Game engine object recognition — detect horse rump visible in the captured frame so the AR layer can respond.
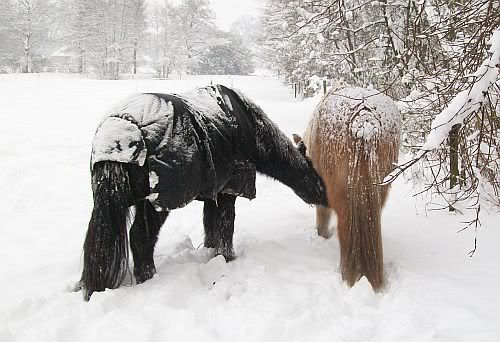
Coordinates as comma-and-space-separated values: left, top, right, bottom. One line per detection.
304, 86, 401, 290
80, 161, 137, 301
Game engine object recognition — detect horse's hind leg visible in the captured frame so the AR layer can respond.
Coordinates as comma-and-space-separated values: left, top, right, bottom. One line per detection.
316, 206, 333, 238
203, 193, 237, 261
130, 200, 169, 284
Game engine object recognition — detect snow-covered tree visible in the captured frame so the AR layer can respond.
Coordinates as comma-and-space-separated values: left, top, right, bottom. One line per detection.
147, 1, 184, 78
191, 31, 254, 75
0, 0, 56, 72
262, 0, 499, 228
173, 0, 221, 73
60, 0, 148, 78
230, 15, 259, 48
129, 0, 148, 74
146, 0, 237, 77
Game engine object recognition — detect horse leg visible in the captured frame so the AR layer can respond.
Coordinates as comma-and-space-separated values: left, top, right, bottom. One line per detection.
130, 200, 169, 284
316, 206, 333, 238
203, 193, 237, 261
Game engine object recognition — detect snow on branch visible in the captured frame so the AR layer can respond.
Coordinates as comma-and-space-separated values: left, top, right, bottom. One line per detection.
384, 27, 500, 184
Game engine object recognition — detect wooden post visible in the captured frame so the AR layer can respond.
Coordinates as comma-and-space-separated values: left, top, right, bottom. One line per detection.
294, 83, 297, 98
323, 80, 327, 95
449, 124, 460, 211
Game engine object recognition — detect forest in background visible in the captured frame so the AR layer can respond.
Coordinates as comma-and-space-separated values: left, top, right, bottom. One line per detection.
0, 0, 257, 78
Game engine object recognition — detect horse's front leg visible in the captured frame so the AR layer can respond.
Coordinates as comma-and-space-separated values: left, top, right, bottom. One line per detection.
203, 193, 237, 261
130, 200, 169, 284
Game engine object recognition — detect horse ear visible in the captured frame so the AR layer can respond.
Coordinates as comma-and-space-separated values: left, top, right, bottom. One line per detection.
292, 134, 307, 157
292, 134, 303, 144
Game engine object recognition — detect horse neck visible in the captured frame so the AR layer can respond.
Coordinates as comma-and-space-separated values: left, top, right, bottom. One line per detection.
253, 115, 309, 181
222, 87, 325, 206
250, 108, 326, 205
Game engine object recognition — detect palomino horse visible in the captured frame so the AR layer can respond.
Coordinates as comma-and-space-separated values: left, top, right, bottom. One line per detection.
295, 86, 401, 290
80, 85, 328, 300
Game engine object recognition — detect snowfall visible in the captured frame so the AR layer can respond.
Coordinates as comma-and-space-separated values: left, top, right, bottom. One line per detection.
0, 73, 499, 342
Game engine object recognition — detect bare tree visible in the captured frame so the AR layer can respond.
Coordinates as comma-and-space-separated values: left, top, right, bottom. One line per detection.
0, 0, 54, 72
130, 0, 147, 75
64, 0, 149, 79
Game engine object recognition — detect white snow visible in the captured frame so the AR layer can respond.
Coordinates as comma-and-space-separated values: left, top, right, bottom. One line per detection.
310, 86, 401, 147
179, 86, 229, 122
92, 92, 174, 167
92, 116, 147, 166
149, 171, 159, 189
0, 73, 499, 341
222, 93, 234, 111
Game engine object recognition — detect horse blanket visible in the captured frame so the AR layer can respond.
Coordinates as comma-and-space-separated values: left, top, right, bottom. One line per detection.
91, 85, 257, 211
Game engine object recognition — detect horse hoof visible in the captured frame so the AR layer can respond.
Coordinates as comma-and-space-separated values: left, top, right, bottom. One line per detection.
134, 264, 156, 284
222, 254, 236, 262
319, 231, 333, 239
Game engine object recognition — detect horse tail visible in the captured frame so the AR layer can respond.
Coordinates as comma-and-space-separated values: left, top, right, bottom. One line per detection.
339, 139, 385, 290
81, 161, 134, 301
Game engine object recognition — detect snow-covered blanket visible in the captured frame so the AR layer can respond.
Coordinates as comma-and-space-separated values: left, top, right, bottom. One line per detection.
91, 85, 256, 211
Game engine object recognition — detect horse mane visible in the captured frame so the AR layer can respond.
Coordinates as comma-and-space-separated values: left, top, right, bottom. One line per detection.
221, 85, 328, 207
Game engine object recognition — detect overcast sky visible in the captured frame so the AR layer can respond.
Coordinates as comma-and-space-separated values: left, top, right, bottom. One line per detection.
150, 0, 263, 31
209, 0, 263, 30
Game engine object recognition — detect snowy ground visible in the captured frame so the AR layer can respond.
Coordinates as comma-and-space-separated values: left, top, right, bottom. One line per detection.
0, 74, 499, 341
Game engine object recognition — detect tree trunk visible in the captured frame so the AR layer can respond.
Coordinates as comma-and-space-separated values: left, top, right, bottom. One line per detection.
133, 40, 138, 75
78, 50, 84, 73
22, 48, 30, 73
449, 124, 461, 211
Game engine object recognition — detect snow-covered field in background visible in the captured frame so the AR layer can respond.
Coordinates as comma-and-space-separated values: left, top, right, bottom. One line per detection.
0, 74, 498, 342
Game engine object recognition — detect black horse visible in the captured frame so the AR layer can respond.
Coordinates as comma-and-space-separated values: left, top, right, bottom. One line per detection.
80, 85, 327, 300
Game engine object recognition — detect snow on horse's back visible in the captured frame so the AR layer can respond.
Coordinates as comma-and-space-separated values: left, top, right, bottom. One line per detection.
302, 85, 401, 290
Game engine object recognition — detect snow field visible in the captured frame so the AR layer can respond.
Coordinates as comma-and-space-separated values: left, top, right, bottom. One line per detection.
0, 74, 499, 341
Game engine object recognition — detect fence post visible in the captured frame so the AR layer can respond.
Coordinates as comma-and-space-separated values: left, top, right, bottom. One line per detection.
323, 80, 327, 95
294, 83, 297, 98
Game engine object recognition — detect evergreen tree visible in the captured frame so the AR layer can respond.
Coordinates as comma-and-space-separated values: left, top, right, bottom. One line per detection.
191, 32, 254, 75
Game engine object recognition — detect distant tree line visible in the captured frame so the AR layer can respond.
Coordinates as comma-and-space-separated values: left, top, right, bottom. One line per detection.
0, 0, 256, 78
